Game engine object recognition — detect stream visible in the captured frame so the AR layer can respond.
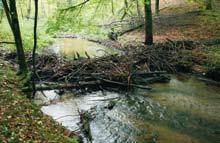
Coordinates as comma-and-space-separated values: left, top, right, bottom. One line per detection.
35, 76, 220, 143
36, 38, 220, 143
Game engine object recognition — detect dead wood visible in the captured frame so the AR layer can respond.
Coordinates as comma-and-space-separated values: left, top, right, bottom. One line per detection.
4, 39, 203, 92
22, 81, 101, 92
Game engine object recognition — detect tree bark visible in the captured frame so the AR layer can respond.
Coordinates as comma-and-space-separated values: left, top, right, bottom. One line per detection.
144, 0, 153, 45
0, 1, 3, 22
27, 0, 31, 19
2, 0, 12, 28
41, 0, 47, 17
136, 0, 141, 18
155, 0, 160, 15
31, 0, 38, 98
18, 0, 24, 18
206, 0, 213, 10
2, 0, 27, 73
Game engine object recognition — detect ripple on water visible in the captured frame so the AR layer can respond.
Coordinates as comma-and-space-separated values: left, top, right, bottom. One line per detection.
36, 76, 220, 143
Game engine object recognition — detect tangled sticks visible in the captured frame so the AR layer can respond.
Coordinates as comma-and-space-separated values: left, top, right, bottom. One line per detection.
25, 40, 200, 92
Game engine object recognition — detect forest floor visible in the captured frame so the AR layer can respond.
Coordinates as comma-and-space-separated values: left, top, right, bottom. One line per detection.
120, 1, 220, 74
0, 58, 78, 142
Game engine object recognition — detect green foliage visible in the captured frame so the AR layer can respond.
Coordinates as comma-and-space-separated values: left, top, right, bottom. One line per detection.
0, 18, 54, 52
47, 0, 143, 38
202, 45, 220, 68
187, 0, 206, 9
0, 0, 55, 52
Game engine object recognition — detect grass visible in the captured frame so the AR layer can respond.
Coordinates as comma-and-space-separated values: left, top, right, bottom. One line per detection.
0, 18, 54, 52
202, 44, 220, 68
0, 59, 78, 143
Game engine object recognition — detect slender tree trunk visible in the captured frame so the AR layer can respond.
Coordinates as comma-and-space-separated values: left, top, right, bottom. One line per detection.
0, 9, 3, 22
0, 1, 3, 22
27, 0, 31, 20
155, 0, 160, 15
2, 0, 12, 28
136, 0, 141, 18
121, 0, 129, 20
31, 0, 38, 98
206, 0, 213, 10
144, 0, 153, 45
111, 0, 115, 15
18, 0, 24, 18
41, 0, 46, 17
2, 0, 27, 73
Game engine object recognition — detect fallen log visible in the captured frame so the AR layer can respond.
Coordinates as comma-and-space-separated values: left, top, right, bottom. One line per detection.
108, 24, 144, 40
99, 78, 152, 90
22, 81, 101, 92
0, 41, 15, 45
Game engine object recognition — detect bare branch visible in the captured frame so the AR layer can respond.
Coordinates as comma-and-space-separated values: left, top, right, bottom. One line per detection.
60, 0, 90, 12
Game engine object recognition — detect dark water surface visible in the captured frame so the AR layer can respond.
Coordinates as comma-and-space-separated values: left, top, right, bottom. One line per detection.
35, 76, 220, 143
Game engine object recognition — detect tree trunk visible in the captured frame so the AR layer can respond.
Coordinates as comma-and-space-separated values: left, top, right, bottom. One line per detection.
206, 0, 213, 10
18, 0, 24, 18
0, 9, 3, 22
0, 1, 3, 22
111, 0, 115, 15
144, 0, 153, 45
136, 0, 141, 19
121, 0, 129, 20
2, 0, 12, 28
155, 0, 160, 15
27, 0, 31, 19
2, 0, 27, 73
31, 0, 38, 98
41, 0, 47, 17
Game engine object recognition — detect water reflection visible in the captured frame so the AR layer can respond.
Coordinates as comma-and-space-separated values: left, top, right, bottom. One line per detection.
36, 76, 220, 143
47, 38, 119, 59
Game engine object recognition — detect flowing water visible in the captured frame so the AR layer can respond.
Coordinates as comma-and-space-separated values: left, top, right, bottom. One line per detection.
46, 38, 119, 59
35, 76, 220, 143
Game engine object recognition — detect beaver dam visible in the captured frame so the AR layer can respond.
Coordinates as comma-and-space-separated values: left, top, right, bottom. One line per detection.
3, 38, 219, 143
14, 38, 203, 92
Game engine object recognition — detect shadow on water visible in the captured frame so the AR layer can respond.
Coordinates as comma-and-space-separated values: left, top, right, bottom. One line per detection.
35, 75, 220, 143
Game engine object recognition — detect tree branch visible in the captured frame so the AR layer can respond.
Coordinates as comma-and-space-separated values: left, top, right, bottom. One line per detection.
60, 0, 90, 12
0, 41, 15, 44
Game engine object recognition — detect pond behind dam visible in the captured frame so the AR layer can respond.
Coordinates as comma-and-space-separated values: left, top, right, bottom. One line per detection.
46, 38, 119, 59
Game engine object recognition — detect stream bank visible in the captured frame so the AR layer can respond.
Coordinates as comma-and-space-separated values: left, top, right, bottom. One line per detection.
0, 59, 79, 143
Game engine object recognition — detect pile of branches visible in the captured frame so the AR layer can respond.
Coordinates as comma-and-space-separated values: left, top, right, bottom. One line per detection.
3, 39, 200, 91
24, 40, 199, 91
